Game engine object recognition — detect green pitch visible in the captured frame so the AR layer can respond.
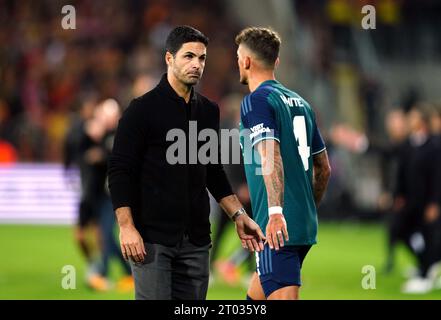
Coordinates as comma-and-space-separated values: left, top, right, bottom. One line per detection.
0, 222, 439, 299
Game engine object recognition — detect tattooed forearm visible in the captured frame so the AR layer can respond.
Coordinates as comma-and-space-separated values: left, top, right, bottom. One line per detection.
313, 168, 328, 204
312, 150, 331, 206
257, 140, 284, 208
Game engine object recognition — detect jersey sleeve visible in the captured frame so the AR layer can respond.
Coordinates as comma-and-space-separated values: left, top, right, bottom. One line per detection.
311, 122, 326, 155
241, 90, 280, 148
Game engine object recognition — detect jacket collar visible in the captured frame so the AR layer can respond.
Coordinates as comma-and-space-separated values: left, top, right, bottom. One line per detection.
157, 73, 197, 103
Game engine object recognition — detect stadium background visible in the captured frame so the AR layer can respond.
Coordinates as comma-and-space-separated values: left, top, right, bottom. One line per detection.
0, 0, 440, 299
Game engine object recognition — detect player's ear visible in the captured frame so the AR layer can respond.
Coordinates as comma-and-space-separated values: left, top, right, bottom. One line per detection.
245, 56, 251, 70
275, 57, 280, 68
165, 51, 174, 67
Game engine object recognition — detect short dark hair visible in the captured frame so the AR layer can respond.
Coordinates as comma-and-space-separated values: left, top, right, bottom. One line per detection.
235, 27, 281, 67
165, 26, 209, 55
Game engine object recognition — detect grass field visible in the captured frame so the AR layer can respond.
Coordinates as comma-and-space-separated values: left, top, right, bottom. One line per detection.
0, 222, 440, 300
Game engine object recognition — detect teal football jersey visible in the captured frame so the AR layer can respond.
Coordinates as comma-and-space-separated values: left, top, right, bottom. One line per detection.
239, 80, 326, 245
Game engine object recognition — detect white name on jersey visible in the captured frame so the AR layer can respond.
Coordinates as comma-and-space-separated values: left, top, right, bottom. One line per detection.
280, 95, 304, 107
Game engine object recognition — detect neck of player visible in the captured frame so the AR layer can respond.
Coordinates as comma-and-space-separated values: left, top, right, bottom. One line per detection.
248, 70, 276, 93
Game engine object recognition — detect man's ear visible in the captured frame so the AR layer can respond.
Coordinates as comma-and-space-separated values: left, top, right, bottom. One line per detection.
165, 51, 173, 67
275, 57, 280, 68
245, 56, 251, 70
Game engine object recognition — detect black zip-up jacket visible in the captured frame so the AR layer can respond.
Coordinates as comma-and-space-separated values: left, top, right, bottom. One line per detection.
395, 135, 441, 216
108, 74, 233, 246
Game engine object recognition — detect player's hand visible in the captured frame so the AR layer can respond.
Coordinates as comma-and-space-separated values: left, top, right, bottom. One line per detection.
119, 224, 146, 263
234, 214, 265, 253
266, 213, 288, 251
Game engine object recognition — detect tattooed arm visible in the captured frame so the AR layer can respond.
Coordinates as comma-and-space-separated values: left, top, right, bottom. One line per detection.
312, 150, 331, 206
256, 139, 288, 250
257, 139, 284, 208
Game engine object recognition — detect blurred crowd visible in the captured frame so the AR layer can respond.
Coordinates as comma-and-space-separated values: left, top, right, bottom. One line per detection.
0, 0, 242, 163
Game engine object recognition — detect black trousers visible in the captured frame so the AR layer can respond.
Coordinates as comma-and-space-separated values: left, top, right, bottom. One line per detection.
420, 218, 441, 277
130, 234, 210, 300
387, 207, 441, 277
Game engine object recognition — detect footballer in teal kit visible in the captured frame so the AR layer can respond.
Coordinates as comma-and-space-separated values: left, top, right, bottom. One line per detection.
240, 80, 326, 246
235, 27, 331, 300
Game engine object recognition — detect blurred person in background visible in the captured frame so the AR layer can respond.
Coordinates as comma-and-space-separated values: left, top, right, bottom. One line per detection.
63, 96, 102, 288
426, 103, 441, 287
78, 99, 133, 292
393, 105, 441, 293
63, 95, 96, 183
379, 108, 409, 273
95, 99, 134, 292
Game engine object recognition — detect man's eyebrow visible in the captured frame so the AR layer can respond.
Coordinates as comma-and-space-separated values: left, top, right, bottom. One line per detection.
183, 51, 206, 57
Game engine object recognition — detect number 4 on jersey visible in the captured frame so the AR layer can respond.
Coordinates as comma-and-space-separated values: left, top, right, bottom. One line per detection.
293, 116, 310, 171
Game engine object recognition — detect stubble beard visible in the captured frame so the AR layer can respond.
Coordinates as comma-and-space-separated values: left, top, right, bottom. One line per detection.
174, 66, 201, 87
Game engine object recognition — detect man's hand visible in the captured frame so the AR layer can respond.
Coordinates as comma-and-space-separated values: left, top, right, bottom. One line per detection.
234, 214, 265, 253
217, 195, 265, 252
119, 225, 146, 263
266, 213, 288, 250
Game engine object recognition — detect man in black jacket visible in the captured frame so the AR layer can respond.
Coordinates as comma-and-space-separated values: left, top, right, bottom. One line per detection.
108, 26, 265, 300
394, 106, 441, 293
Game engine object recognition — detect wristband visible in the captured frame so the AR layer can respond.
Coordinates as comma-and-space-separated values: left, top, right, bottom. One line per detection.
268, 206, 283, 216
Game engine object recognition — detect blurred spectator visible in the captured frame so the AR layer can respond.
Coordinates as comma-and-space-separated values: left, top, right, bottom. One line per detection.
379, 108, 409, 273
63, 94, 96, 172
63, 96, 103, 289
391, 105, 441, 293
95, 99, 134, 292
78, 99, 133, 291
